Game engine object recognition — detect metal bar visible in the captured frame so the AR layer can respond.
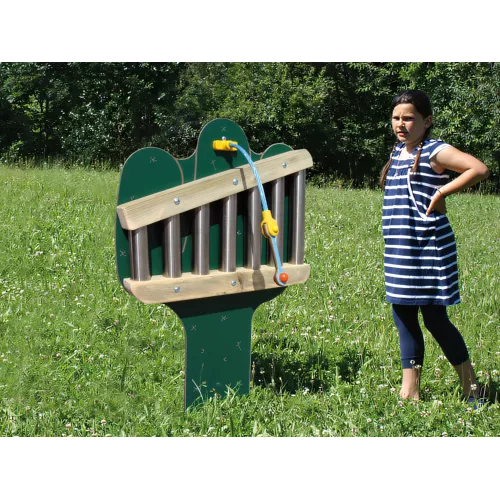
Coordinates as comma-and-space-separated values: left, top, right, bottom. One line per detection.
246, 187, 262, 270
221, 195, 237, 272
290, 170, 306, 265
193, 204, 210, 275
267, 177, 285, 265
163, 215, 181, 278
129, 227, 151, 281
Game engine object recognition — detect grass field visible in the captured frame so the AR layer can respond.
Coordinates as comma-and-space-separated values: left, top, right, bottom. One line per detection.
0, 165, 498, 437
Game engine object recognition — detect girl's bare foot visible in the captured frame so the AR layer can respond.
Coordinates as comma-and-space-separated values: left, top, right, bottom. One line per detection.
399, 388, 421, 400
400, 366, 421, 400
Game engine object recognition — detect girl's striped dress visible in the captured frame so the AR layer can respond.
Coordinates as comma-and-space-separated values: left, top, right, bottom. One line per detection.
383, 139, 460, 306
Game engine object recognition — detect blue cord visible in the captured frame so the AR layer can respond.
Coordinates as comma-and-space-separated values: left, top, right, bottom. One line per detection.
229, 142, 286, 286
229, 143, 269, 212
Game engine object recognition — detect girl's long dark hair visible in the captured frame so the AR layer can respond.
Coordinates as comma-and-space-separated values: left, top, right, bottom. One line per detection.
380, 90, 433, 189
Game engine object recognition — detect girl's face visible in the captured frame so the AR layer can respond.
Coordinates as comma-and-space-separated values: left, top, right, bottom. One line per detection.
392, 103, 432, 147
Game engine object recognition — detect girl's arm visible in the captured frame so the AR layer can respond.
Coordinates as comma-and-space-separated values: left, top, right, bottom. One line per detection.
426, 146, 490, 216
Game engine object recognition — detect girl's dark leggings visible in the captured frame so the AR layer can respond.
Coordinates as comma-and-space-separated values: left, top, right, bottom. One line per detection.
392, 304, 469, 369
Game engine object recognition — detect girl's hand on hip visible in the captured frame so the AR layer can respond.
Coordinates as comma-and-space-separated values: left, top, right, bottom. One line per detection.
426, 192, 447, 216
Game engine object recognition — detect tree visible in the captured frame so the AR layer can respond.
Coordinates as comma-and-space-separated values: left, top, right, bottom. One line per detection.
0, 62, 497, 190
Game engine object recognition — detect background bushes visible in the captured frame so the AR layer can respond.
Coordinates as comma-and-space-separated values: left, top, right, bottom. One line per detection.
1, 62, 498, 190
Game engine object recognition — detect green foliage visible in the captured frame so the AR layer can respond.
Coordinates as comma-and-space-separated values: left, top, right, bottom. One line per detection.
0, 62, 185, 164
396, 62, 500, 191
0, 63, 498, 189
0, 166, 498, 436
0, 63, 68, 157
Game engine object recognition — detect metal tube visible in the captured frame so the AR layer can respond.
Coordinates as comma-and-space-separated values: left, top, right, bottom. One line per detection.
267, 177, 285, 265
221, 195, 237, 272
129, 227, 151, 281
163, 215, 181, 278
246, 187, 262, 269
193, 204, 210, 275
290, 170, 306, 265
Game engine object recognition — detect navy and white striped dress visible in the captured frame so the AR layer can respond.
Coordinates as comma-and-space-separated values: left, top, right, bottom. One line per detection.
383, 139, 460, 306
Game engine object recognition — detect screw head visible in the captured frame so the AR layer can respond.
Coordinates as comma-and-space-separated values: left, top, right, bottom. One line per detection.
282, 162, 287, 168
233, 178, 238, 186
174, 198, 180, 205
231, 280, 237, 286
174, 286, 180, 293
222, 136, 227, 140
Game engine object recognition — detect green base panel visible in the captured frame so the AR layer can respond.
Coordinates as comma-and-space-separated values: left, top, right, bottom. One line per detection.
171, 290, 281, 409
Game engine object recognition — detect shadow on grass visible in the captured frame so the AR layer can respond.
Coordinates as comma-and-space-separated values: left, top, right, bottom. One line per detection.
251, 345, 372, 394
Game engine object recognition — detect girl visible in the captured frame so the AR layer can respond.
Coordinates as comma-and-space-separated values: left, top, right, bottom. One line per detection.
380, 90, 489, 405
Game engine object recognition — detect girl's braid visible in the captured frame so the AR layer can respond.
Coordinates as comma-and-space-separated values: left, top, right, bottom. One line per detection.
411, 141, 424, 174
380, 142, 398, 189
411, 126, 431, 174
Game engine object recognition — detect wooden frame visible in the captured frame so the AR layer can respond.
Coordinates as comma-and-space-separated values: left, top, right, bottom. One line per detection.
117, 149, 312, 231
123, 263, 310, 304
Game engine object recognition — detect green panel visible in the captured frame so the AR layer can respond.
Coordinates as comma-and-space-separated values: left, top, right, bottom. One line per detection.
178, 153, 196, 184
209, 200, 222, 270
170, 290, 283, 409
114, 121, 302, 410
195, 119, 250, 178
250, 150, 262, 162
180, 211, 194, 274
235, 195, 245, 268
115, 147, 184, 284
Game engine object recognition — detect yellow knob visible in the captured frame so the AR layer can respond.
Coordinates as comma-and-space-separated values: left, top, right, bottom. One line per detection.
261, 210, 279, 237
212, 140, 237, 151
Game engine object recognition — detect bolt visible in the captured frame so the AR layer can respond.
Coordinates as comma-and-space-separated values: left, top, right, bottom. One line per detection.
174, 287, 180, 293
231, 280, 237, 286
174, 198, 180, 205
282, 162, 287, 168
233, 178, 238, 186
222, 136, 226, 140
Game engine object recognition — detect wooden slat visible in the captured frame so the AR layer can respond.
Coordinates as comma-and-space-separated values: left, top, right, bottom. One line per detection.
117, 149, 312, 231
123, 263, 310, 304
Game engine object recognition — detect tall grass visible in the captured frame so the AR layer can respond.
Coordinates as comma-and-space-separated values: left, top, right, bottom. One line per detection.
0, 165, 498, 436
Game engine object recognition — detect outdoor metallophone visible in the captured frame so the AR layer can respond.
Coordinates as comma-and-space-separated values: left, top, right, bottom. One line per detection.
115, 119, 312, 408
